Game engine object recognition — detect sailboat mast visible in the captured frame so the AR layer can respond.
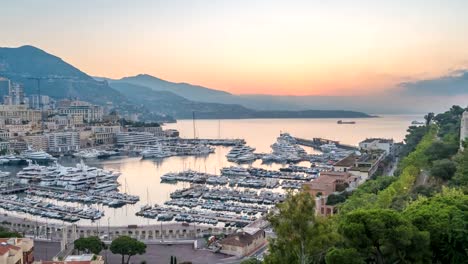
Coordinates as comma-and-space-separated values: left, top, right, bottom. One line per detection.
192, 111, 197, 139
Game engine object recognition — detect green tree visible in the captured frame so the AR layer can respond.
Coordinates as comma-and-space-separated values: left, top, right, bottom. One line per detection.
240, 258, 262, 264
424, 112, 435, 126
404, 188, 468, 264
110, 236, 146, 264
325, 248, 365, 264
0, 227, 22, 238
400, 125, 427, 157
74, 236, 105, 255
339, 209, 431, 264
452, 149, 468, 189
424, 141, 458, 163
264, 190, 339, 264
430, 159, 457, 181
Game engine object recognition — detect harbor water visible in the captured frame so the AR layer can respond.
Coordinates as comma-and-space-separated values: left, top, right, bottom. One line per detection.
0, 115, 420, 226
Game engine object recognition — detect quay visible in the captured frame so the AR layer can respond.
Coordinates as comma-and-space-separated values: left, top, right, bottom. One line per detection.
294, 137, 358, 150
0, 198, 101, 220
140, 208, 253, 224
29, 185, 138, 204
0, 185, 28, 194
0, 214, 243, 242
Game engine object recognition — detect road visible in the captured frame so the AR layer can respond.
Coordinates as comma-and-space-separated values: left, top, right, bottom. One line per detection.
32, 240, 227, 264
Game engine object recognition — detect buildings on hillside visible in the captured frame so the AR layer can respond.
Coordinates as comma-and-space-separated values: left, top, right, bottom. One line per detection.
57, 101, 103, 123
306, 138, 393, 216
219, 228, 266, 257
0, 238, 34, 264
116, 132, 159, 146
304, 171, 359, 216
359, 138, 394, 154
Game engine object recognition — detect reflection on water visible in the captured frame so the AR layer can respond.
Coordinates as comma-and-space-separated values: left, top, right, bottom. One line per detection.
1, 116, 419, 226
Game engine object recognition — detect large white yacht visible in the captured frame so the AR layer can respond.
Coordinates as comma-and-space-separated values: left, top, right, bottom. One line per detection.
17, 160, 121, 191
226, 145, 256, 162
22, 148, 56, 163
262, 133, 306, 163
320, 143, 339, 153
141, 144, 175, 159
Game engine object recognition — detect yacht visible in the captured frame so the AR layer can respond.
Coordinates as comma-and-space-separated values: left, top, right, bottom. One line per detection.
90, 182, 119, 192
337, 120, 356, 124
411, 120, 425, 125
22, 149, 56, 163
221, 166, 250, 177
236, 153, 256, 163
262, 133, 306, 163
0, 171, 10, 178
141, 144, 175, 159
226, 145, 256, 162
320, 143, 339, 153
74, 149, 100, 159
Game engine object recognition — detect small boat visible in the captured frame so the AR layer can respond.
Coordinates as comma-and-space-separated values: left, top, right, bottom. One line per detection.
337, 120, 356, 124
411, 120, 425, 125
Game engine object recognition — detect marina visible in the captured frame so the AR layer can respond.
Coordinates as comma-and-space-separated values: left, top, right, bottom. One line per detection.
0, 116, 416, 227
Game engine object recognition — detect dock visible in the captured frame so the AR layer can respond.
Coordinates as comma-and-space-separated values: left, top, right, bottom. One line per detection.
29, 185, 139, 204
294, 137, 358, 150
0, 185, 28, 195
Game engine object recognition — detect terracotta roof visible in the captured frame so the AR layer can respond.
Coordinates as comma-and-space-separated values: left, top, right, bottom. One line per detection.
0, 244, 21, 255
220, 229, 264, 247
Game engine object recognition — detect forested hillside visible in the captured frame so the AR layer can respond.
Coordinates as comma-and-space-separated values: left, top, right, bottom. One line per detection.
262, 105, 468, 264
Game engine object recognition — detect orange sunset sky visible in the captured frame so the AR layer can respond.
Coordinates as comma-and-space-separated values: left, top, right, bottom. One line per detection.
2, 0, 468, 95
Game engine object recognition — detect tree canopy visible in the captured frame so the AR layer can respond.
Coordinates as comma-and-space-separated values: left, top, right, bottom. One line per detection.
264, 190, 339, 264
110, 236, 146, 264
0, 227, 22, 238
74, 236, 105, 255
325, 248, 365, 264
430, 159, 457, 181
404, 188, 468, 263
339, 209, 431, 264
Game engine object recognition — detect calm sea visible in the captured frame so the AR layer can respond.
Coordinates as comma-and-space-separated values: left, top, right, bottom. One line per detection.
2, 115, 421, 226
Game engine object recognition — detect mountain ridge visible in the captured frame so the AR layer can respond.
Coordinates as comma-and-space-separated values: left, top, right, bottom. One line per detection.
0, 45, 374, 120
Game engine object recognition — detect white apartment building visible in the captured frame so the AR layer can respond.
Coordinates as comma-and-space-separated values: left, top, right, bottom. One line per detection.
24, 135, 48, 151
116, 132, 157, 145
46, 131, 80, 153
129, 126, 165, 137
359, 138, 394, 155
91, 126, 121, 145
57, 105, 104, 123
461, 111, 468, 150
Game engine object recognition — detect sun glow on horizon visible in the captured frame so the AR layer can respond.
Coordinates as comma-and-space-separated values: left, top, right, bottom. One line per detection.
2, 0, 468, 95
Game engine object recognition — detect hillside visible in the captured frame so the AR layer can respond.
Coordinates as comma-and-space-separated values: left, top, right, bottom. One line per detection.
109, 81, 374, 119
0, 45, 374, 120
117, 74, 233, 103
0, 45, 124, 103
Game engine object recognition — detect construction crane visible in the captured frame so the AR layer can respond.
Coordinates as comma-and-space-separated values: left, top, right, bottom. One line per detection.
27, 76, 72, 131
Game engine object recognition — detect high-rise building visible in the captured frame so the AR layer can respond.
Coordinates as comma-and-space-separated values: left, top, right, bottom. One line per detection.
0, 77, 11, 97
46, 131, 80, 153
29, 94, 51, 109
460, 111, 468, 149
3, 82, 25, 105
9, 83, 25, 105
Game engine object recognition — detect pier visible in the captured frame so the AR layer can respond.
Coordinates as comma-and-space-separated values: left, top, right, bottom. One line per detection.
294, 137, 358, 150
0, 185, 28, 194
28, 185, 139, 205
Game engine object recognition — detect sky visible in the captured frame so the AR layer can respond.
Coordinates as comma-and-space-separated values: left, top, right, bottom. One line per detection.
2, 0, 468, 96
